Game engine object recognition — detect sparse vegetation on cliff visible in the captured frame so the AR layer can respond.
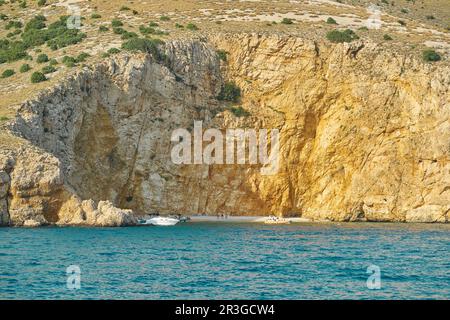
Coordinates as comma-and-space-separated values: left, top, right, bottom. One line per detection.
326, 29, 359, 43
20, 15, 86, 51
108, 48, 121, 55
121, 38, 166, 62
186, 23, 199, 31
422, 49, 441, 62
230, 106, 250, 117
62, 56, 76, 67
111, 19, 123, 27
36, 53, 48, 63
326, 17, 338, 24
218, 82, 241, 103
0, 40, 28, 63
30, 71, 46, 83
217, 50, 228, 61
1, 69, 14, 78
41, 65, 56, 74
281, 18, 294, 25
19, 63, 31, 72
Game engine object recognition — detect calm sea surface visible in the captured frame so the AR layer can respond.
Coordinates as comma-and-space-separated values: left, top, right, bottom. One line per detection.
1, 222, 449, 299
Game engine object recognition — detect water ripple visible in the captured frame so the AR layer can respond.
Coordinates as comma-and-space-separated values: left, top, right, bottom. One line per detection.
0, 222, 449, 299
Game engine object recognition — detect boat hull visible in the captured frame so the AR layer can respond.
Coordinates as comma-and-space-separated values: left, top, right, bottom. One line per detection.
144, 217, 180, 226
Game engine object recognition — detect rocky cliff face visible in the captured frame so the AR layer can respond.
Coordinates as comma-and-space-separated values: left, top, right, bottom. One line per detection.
212, 34, 449, 222
0, 34, 448, 226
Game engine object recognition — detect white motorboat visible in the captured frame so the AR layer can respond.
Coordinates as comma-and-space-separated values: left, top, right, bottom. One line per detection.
140, 216, 180, 226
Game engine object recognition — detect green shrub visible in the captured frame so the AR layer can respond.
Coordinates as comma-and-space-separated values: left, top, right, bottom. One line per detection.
113, 27, 126, 34
175, 23, 184, 29
186, 23, 198, 31
139, 25, 167, 36
62, 55, 76, 67
91, 13, 101, 19
0, 41, 28, 63
24, 15, 46, 32
37, 0, 46, 7
149, 22, 159, 27
107, 47, 120, 54
120, 6, 130, 11
0, 39, 9, 50
19, 63, 31, 72
65, 61, 75, 67
19, 1, 26, 8
62, 56, 73, 63
383, 34, 393, 40
5, 20, 23, 30
111, 19, 123, 27
139, 25, 155, 35
21, 29, 48, 47
45, 25, 87, 50
230, 106, 250, 117
217, 50, 228, 61
121, 38, 165, 62
99, 25, 109, 32
41, 65, 56, 74
0, 14, 7, 21
76, 52, 90, 62
422, 49, 441, 62
49, 58, 58, 65
0, 116, 9, 122
326, 17, 337, 24
281, 18, 293, 25
7, 29, 22, 37
21, 16, 86, 50
160, 16, 170, 21
30, 71, 46, 83
36, 53, 48, 63
121, 31, 138, 40
1, 69, 15, 78
218, 82, 241, 103
326, 29, 359, 43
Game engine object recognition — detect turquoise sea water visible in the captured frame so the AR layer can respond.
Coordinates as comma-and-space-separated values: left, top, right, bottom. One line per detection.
0, 222, 449, 299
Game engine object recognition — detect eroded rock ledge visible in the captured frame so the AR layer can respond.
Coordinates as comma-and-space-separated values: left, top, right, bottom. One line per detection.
0, 34, 449, 226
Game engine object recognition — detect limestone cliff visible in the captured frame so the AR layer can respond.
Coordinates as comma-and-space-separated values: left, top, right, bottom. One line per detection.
0, 34, 448, 226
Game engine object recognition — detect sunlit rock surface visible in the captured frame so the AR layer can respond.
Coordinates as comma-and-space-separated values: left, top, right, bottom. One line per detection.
0, 34, 448, 225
